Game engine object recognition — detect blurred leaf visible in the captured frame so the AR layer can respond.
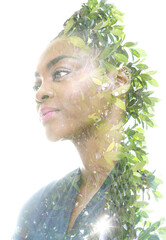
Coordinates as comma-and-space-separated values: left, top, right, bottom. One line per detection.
133, 172, 142, 177
148, 234, 160, 240
130, 48, 141, 58
149, 97, 160, 103
137, 64, 149, 70
124, 42, 138, 47
69, 36, 86, 48
64, 18, 74, 34
134, 133, 145, 141
131, 161, 146, 171
140, 211, 149, 219
150, 221, 160, 231
134, 201, 149, 208
140, 74, 152, 81
90, 3, 100, 13
114, 97, 126, 110
158, 227, 166, 239
138, 227, 151, 240
114, 53, 128, 63
102, 60, 117, 72
99, 46, 115, 59
136, 48, 147, 57
92, 77, 103, 85
148, 79, 159, 87
112, 84, 130, 96
106, 141, 115, 152
153, 191, 163, 199
111, 28, 125, 38
145, 71, 157, 75
93, 19, 109, 30
88, 113, 99, 120
113, 13, 124, 22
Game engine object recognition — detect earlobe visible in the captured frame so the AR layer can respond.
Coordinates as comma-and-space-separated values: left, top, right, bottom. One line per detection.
117, 66, 131, 85
109, 66, 131, 96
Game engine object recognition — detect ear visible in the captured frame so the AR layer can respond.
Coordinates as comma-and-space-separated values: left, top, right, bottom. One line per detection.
107, 66, 131, 97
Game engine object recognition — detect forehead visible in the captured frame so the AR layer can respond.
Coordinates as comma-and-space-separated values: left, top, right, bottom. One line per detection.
37, 37, 92, 70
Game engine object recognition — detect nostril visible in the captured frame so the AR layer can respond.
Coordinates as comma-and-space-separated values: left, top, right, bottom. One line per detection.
41, 95, 49, 100
35, 98, 41, 104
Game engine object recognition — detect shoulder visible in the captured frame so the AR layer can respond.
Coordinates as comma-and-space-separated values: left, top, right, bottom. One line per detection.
12, 168, 81, 239
16, 168, 81, 222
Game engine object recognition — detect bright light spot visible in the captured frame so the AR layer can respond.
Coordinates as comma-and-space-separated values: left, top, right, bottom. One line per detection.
93, 215, 113, 235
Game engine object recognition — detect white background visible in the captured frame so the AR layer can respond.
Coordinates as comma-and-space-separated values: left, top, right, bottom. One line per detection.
0, 0, 166, 239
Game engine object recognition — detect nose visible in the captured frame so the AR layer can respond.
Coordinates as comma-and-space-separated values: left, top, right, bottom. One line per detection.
35, 83, 55, 103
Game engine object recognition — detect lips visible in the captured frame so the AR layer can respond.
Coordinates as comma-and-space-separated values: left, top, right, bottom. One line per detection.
40, 108, 60, 120
40, 107, 60, 117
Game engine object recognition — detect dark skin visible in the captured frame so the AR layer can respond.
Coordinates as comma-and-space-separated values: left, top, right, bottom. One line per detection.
34, 36, 130, 233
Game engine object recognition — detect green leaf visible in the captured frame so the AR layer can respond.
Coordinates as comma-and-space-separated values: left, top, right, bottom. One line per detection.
158, 226, 166, 237
145, 71, 157, 75
92, 77, 103, 85
136, 128, 145, 133
158, 227, 166, 233
148, 79, 159, 87
64, 18, 74, 34
130, 48, 141, 58
124, 42, 138, 47
137, 64, 149, 70
99, 46, 115, 59
111, 28, 125, 38
88, 113, 99, 120
135, 48, 147, 57
138, 227, 151, 240
102, 60, 117, 72
111, 83, 130, 96
106, 141, 115, 152
133, 172, 142, 177
114, 97, 126, 110
99, 41, 121, 59
141, 74, 152, 81
110, 121, 123, 131
134, 133, 145, 141
149, 97, 160, 103
131, 161, 146, 171
114, 53, 128, 63
93, 19, 109, 30
150, 221, 160, 232
69, 36, 86, 48
153, 191, 163, 199
90, 3, 100, 13
134, 201, 149, 208
128, 99, 137, 107
148, 234, 160, 240
140, 211, 149, 219
113, 13, 124, 22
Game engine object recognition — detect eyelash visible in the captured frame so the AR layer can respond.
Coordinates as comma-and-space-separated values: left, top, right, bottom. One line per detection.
52, 69, 70, 81
33, 69, 71, 91
33, 84, 41, 91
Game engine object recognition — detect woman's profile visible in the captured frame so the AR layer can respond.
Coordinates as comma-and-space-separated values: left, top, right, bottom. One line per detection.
12, 0, 161, 239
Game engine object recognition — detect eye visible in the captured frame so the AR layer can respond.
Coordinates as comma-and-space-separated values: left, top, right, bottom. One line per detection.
33, 83, 41, 91
52, 69, 70, 81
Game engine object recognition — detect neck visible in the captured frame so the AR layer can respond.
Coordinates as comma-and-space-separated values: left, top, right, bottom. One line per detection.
71, 108, 123, 188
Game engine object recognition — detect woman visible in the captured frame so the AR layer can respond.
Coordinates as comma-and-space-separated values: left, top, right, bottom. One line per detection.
13, 0, 160, 239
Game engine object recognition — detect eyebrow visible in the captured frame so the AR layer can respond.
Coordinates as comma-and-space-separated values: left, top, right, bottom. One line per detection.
47, 55, 77, 70
34, 55, 78, 77
34, 72, 40, 77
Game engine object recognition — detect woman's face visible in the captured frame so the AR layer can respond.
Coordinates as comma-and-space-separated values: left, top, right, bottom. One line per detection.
34, 37, 112, 141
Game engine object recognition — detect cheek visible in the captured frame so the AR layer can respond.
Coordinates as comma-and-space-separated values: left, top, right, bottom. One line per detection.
68, 80, 100, 113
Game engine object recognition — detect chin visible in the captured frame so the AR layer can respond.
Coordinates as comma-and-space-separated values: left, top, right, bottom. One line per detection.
44, 129, 63, 142
44, 124, 72, 142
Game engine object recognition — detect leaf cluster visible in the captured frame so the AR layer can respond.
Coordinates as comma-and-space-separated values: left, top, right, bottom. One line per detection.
57, 0, 164, 239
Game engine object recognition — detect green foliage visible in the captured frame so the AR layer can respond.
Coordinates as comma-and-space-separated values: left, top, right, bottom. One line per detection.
58, 0, 164, 239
